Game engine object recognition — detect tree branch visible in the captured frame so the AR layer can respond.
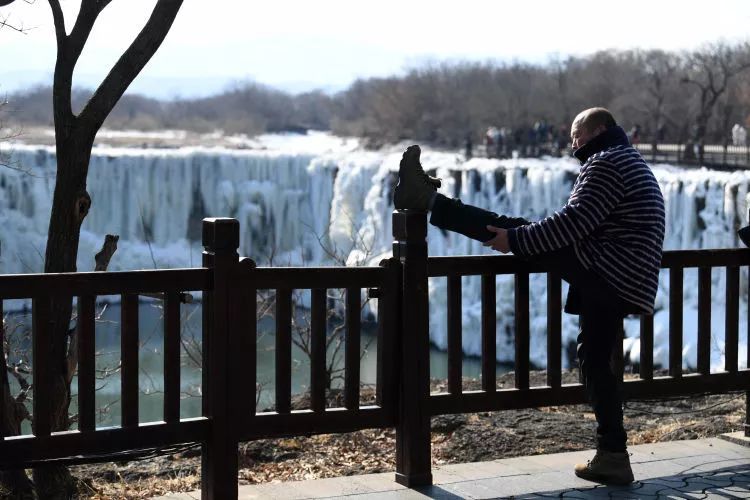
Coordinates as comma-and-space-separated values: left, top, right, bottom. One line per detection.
49, 0, 74, 125
78, 0, 183, 133
67, 0, 104, 61
94, 234, 119, 271
66, 234, 119, 384
47, 0, 66, 47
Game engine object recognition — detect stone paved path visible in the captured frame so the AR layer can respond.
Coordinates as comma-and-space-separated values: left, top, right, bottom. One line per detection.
155, 433, 750, 499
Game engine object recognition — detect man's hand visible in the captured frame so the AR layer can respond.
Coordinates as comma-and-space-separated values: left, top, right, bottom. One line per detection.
483, 225, 511, 253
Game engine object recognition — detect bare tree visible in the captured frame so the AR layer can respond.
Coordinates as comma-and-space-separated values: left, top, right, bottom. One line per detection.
681, 42, 750, 163
633, 50, 683, 155
1, 0, 183, 497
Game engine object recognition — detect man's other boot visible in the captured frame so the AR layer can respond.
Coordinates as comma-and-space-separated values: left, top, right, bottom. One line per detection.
574, 450, 634, 485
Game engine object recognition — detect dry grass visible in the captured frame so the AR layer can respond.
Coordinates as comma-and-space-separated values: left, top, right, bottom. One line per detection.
65, 371, 746, 498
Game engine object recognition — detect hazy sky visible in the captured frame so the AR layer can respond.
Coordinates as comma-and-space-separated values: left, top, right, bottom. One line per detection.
1, 0, 749, 98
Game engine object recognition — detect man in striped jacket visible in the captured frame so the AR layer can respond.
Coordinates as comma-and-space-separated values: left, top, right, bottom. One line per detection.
394, 107, 665, 485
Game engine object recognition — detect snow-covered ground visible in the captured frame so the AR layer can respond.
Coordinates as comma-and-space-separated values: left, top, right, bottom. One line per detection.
0, 131, 748, 371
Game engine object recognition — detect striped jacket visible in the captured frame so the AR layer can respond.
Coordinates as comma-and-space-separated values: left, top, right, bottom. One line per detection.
507, 126, 665, 314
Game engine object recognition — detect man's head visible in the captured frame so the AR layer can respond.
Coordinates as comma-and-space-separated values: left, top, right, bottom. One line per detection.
570, 107, 617, 150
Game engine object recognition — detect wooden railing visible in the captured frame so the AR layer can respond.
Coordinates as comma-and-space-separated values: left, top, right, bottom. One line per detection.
0, 268, 212, 465
1, 214, 749, 498
636, 143, 750, 169
476, 142, 750, 169
231, 261, 401, 441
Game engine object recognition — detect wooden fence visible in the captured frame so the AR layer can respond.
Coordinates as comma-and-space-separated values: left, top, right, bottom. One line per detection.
476, 142, 750, 169
1, 214, 749, 498
635, 143, 750, 169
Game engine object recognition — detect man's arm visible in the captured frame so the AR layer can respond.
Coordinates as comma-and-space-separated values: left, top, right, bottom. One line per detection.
506, 160, 624, 257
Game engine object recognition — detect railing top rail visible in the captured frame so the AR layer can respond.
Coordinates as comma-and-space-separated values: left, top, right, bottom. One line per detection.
0, 268, 211, 299
661, 248, 750, 267
428, 248, 750, 277
239, 262, 393, 289
428, 255, 550, 277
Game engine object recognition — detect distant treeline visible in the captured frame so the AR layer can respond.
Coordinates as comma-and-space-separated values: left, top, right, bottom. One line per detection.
5, 42, 750, 148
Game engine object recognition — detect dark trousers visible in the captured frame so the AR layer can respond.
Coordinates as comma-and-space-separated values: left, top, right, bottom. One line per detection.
430, 194, 628, 452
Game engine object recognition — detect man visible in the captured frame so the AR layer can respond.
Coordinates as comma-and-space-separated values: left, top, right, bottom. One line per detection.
393, 107, 665, 485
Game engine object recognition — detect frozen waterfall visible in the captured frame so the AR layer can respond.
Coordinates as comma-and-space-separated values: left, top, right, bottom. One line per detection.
1, 135, 748, 371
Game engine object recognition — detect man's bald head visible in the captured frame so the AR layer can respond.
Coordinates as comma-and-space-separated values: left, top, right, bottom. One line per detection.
571, 107, 617, 150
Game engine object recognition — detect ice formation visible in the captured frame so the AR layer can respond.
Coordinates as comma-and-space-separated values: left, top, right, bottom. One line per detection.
0, 133, 748, 371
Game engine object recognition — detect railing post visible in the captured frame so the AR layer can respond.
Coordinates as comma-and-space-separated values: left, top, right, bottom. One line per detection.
392, 210, 432, 487
738, 211, 750, 437
201, 217, 240, 499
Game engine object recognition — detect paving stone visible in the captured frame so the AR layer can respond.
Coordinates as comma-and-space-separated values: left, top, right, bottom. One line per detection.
498, 456, 556, 474
344, 490, 434, 500
670, 454, 735, 471
627, 449, 657, 464
676, 479, 725, 495
239, 482, 311, 500
439, 476, 506, 499
352, 472, 409, 493
194, 437, 750, 499
631, 459, 691, 480
593, 486, 642, 499
558, 491, 604, 500
520, 450, 593, 470
237, 488, 284, 500
613, 480, 676, 497
431, 466, 477, 485
281, 475, 379, 498
683, 438, 749, 460
717, 432, 750, 449
439, 460, 527, 481
413, 484, 477, 500
533, 470, 595, 491
635, 440, 700, 460
701, 438, 750, 460
720, 485, 750, 498
694, 477, 734, 489
707, 492, 750, 500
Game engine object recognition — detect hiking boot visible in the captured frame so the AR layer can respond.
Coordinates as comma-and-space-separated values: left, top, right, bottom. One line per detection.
393, 145, 441, 211
574, 450, 634, 485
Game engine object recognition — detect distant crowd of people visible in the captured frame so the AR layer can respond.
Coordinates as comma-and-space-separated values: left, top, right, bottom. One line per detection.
464, 120, 747, 161
474, 121, 569, 159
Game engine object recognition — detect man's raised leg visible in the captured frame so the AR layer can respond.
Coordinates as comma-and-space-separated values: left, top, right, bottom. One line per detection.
430, 193, 530, 242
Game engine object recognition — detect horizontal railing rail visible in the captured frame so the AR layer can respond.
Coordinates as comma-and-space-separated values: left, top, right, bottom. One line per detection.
476, 142, 750, 169
428, 248, 750, 277
0, 268, 211, 299
0, 418, 209, 467
237, 265, 388, 289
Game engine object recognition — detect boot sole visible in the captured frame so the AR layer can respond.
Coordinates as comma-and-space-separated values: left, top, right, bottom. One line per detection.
574, 469, 634, 486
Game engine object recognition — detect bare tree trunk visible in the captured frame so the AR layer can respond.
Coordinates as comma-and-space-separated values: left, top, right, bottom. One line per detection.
33, 134, 94, 498
30, 1, 183, 496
